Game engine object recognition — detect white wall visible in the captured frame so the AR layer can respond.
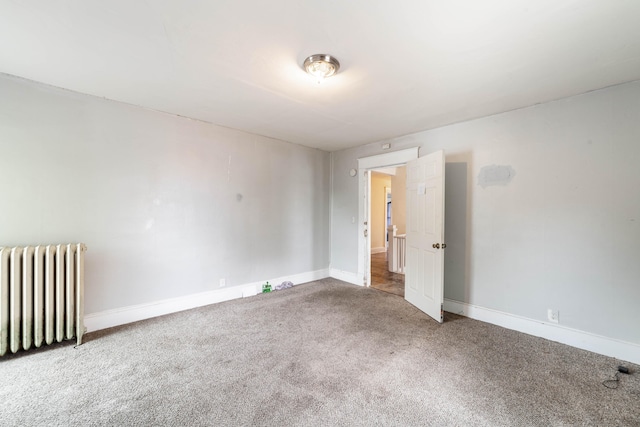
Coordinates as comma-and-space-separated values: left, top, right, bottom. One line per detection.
0, 74, 330, 315
331, 81, 640, 347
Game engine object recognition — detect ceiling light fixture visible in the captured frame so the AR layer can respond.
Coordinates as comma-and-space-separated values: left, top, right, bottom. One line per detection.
303, 54, 340, 83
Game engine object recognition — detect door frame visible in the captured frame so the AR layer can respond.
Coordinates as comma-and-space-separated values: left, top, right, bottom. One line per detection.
357, 147, 419, 286
384, 185, 391, 250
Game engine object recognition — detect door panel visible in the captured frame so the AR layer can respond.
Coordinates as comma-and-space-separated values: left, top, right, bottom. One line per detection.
407, 247, 418, 291
421, 250, 436, 300
425, 187, 436, 234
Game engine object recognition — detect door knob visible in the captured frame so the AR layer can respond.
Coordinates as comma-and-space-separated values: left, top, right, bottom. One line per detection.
432, 243, 440, 249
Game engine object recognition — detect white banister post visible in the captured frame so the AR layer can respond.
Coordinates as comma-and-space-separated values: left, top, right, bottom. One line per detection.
387, 225, 397, 272
397, 235, 406, 274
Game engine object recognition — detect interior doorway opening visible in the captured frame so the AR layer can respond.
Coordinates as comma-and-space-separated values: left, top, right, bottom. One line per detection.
357, 147, 419, 292
369, 168, 406, 297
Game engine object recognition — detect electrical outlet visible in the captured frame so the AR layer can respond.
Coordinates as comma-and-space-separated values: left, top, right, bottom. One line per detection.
547, 309, 559, 323
219, 278, 226, 287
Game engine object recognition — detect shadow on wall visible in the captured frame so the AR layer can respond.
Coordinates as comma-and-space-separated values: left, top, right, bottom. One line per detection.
444, 162, 468, 302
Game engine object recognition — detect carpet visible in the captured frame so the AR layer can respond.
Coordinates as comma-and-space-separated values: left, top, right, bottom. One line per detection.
1, 278, 638, 426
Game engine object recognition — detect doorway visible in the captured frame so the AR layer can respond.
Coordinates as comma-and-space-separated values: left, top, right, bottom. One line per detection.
369, 168, 406, 297
357, 148, 446, 323
356, 147, 418, 289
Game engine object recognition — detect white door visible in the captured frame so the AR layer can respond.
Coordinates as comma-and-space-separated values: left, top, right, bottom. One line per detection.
404, 150, 445, 323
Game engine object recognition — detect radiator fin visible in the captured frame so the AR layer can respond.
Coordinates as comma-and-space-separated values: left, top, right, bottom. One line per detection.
22, 246, 34, 351
0, 249, 9, 356
10, 247, 22, 354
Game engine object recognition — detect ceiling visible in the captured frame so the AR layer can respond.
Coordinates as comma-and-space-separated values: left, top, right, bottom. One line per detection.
2, 1, 640, 152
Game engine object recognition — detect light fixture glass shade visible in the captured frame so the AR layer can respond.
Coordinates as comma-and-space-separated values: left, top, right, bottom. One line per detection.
303, 54, 340, 81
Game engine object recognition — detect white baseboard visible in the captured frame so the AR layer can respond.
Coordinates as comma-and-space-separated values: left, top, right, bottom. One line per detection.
444, 299, 640, 365
329, 268, 363, 286
371, 247, 387, 254
85, 268, 330, 332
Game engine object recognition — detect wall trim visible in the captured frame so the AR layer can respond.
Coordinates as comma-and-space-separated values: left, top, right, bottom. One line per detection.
444, 299, 640, 365
85, 268, 329, 332
357, 147, 419, 170
329, 268, 363, 286
371, 247, 386, 254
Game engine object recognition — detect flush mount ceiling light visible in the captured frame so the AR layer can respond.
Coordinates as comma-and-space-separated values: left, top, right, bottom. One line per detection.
303, 54, 340, 82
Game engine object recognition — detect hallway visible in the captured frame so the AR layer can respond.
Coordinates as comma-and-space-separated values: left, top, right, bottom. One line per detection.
370, 252, 404, 297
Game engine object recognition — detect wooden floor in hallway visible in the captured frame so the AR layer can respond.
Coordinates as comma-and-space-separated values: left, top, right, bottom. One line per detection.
370, 252, 405, 297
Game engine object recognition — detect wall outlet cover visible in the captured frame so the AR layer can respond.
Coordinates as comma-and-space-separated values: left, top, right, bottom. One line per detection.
547, 309, 559, 323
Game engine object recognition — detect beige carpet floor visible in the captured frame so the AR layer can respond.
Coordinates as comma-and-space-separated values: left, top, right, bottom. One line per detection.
1, 278, 639, 426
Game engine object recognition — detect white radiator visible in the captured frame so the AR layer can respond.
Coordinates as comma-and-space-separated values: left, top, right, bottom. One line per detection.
0, 243, 86, 356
